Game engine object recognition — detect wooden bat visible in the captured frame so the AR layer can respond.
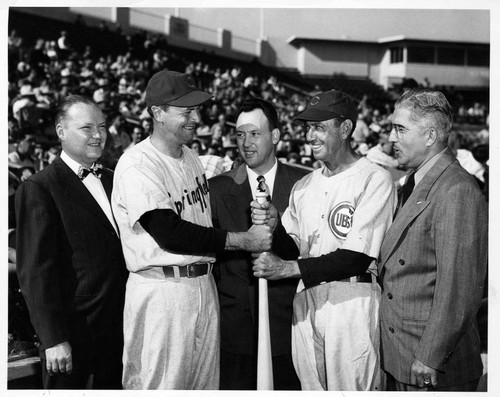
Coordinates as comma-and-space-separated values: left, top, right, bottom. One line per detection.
255, 188, 274, 390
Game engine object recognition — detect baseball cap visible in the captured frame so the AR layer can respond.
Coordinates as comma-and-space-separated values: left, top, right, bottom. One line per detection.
145, 70, 213, 107
293, 90, 357, 123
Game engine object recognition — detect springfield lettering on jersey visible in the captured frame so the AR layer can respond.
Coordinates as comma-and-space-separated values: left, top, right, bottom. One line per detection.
171, 174, 209, 215
328, 201, 355, 239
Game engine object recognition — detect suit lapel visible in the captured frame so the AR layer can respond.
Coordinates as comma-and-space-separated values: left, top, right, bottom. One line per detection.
220, 165, 253, 230
100, 169, 113, 202
380, 149, 457, 267
53, 158, 116, 232
272, 162, 292, 215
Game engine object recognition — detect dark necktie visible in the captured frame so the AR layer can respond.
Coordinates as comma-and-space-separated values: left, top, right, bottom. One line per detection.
257, 175, 272, 202
400, 172, 415, 207
78, 163, 103, 180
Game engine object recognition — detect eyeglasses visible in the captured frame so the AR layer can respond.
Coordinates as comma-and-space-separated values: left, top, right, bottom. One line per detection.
390, 124, 429, 139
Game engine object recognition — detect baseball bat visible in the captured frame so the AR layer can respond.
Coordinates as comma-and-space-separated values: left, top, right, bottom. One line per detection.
255, 190, 274, 390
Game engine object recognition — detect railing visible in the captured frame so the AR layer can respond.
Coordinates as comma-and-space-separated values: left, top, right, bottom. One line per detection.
189, 23, 219, 46
232, 34, 257, 55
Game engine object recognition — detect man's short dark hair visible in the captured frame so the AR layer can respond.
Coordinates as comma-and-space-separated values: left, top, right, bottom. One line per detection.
238, 97, 279, 131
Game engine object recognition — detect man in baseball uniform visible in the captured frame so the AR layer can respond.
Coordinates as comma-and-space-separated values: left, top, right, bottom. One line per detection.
112, 70, 273, 390
252, 90, 396, 390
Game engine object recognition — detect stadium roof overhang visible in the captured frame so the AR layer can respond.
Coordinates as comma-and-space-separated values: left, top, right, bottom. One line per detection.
287, 34, 489, 48
287, 35, 375, 47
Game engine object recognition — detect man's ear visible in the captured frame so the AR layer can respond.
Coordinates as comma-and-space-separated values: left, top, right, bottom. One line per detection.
341, 120, 353, 140
272, 128, 281, 145
425, 127, 438, 147
55, 124, 65, 142
151, 106, 163, 123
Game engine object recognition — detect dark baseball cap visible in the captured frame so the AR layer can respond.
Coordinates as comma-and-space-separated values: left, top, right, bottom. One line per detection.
145, 70, 213, 107
293, 90, 357, 123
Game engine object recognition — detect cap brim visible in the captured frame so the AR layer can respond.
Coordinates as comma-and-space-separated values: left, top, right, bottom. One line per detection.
168, 91, 213, 107
292, 108, 342, 123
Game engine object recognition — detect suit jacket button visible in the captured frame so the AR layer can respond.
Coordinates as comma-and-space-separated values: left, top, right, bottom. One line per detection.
387, 293, 393, 299
399, 259, 405, 266
244, 308, 250, 313
389, 327, 395, 333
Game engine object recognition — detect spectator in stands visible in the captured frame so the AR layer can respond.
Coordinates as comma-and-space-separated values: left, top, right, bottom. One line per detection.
8, 132, 37, 176
221, 134, 238, 171
190, 139, 226, 179
210, 113, 230, 140
352, 112, 370, 145
128, 125, 146, 148
107, 112, 125, 137
8, 116, 21, 150
141, 117, 153, 136
189, 138, 203, 156
93, 78, 110, 108
366, 131, 399, 169
11, 83, 43, 130
448, 131, 485, 184
366, 131, 406, 183
207, 142, 222, 157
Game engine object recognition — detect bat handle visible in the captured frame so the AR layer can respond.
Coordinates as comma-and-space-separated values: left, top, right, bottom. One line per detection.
255, 190, 274, 389
257, 277, 273, 390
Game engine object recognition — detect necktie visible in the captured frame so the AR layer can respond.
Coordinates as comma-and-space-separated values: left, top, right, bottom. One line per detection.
400, 172, 415, 207
257, 175, 272, 202
78, 163, 103, 180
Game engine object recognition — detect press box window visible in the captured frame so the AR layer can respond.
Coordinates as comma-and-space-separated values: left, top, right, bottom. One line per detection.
407, 46, 434, 64
467, 48, 489, 66
437, 48, 465, 65
390, 47, 404, 63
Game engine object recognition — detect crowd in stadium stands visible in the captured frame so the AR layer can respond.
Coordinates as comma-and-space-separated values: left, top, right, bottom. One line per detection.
7, 18, 490, 363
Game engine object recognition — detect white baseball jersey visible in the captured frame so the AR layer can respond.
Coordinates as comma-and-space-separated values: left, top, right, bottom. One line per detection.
112, 138, 216, 272
282, 157, 396, 290
282, 157, 397, 390
112, 138, 220, 389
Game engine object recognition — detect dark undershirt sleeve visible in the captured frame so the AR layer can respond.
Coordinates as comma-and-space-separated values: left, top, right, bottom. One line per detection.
271, 222, 300, 260
298, 249, 374, 289
139, 209, 227, 254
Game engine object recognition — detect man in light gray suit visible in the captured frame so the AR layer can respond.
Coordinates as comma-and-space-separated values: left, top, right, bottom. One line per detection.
379, 88, 487, 391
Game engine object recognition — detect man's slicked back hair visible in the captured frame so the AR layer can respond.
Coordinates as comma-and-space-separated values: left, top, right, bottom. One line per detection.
238, 97, 279, 131
395, 88, 453, 136
55, 95, 98, 127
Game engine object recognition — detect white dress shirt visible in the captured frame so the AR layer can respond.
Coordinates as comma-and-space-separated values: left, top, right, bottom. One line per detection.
246, 159, 278, 200
60, 151, 119, 235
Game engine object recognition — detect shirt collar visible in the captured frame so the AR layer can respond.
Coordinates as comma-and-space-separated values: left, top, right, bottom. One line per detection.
246, 158, 278, 182
246, 159, 278, 197
414, 147, 447, 186
60, 151, 87, 176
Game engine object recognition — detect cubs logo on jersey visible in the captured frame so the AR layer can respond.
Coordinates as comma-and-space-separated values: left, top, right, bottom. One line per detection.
328, 201, 355, 239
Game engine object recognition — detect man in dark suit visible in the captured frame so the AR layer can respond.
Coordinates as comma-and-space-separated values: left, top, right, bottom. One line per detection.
210, 98, 308, 390
15, 95, 128, 389
379, 88, 487, 391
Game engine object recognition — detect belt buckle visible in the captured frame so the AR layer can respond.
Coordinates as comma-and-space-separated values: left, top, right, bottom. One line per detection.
186, 264, 195, 278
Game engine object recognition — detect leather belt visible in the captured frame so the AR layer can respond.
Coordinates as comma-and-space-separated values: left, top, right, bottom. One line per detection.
339, 272, 374, 283
162, 263, 213, 278
137, 263, 213, 279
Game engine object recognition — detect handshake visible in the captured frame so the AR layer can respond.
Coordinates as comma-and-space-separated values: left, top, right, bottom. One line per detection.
225, 200, 278, 252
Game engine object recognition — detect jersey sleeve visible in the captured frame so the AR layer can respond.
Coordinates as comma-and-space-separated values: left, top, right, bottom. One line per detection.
342, 168, 396, 260
114, 163, 174, 229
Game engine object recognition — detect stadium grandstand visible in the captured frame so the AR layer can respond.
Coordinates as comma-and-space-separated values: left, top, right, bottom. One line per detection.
7, 6, 489, 389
